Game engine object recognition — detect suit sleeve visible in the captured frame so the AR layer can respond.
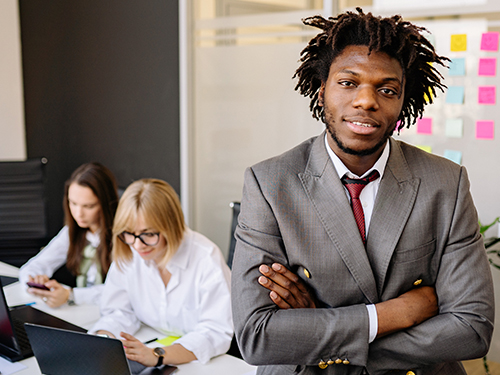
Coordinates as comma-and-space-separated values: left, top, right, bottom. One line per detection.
366, 166, 495, 373
232, 167, 371, 367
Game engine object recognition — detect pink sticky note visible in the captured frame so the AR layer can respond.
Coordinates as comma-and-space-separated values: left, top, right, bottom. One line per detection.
478, 86, 496, 104
481, 32, 500, 51
416, 117, 432, 135
478, 58, 497, 76
476, 120, 495, 140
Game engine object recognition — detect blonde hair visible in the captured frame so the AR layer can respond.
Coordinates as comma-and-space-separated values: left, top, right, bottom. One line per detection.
112, 179, 185, 269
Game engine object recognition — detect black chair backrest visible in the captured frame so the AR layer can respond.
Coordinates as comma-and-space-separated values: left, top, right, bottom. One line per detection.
0, 158, 49, 266
227, 201, 240, 270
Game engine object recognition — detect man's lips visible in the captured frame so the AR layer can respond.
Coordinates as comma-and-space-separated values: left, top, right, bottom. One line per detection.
345, 119, 380, 134
350, 121, 377, 128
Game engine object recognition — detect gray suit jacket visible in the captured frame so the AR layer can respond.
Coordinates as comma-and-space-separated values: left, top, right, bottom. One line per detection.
231, 133, 494, 375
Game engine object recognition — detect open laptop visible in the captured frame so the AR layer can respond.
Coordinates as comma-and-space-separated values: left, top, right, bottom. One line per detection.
25, 323, 177, 375
0, 280, 86, 362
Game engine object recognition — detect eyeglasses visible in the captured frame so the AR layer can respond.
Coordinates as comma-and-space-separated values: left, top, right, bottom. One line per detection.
118, 231, 160, 246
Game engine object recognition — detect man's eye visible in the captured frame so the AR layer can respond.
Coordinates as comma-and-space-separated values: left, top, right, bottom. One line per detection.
381, 88, 397, 95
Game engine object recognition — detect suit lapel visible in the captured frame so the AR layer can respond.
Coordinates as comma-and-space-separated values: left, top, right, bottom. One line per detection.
298, 133, 378, 304
367, 138, 420, 295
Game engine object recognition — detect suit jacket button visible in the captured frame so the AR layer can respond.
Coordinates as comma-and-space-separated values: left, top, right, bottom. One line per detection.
327, 360, 334, 365
335, 358, 343, 364
343, 359, 350, 365
406, 372, 415, 375
413, 279, 422, 286
318, 360, 328, 369
304, 268, 311, 278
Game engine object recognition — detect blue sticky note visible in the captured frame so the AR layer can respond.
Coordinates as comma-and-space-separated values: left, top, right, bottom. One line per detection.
446, 86, 465, 104
443, 149, 462, 164
449, 58, 466, 76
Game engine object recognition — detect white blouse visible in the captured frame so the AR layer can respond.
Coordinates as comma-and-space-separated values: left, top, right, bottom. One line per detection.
88, 228, 233, 364
19, 226, 104, 305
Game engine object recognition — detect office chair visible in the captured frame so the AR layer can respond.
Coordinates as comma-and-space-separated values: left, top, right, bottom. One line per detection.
226, 201, 243, 360
227, 201, 240, 270
0, 158, 49, 267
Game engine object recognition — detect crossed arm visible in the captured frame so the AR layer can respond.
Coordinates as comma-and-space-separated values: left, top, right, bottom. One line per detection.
258, 263, 438, 338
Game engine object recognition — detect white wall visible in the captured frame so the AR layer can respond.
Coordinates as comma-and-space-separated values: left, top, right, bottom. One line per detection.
0, 0, 26, 161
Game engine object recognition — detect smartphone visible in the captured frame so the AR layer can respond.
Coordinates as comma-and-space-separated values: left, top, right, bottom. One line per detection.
26, 281, 50, 291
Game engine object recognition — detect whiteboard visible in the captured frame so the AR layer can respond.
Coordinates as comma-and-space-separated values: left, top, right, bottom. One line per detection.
395, 19, 500, 231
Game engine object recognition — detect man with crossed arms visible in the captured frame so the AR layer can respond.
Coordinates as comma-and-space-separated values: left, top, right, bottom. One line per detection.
231, 8, 494, 375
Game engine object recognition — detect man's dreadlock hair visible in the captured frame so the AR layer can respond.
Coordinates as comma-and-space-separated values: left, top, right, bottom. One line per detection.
294, 8, 449, 132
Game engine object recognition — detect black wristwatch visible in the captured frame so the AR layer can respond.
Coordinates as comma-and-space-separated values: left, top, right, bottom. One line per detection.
153, 347, 165, 367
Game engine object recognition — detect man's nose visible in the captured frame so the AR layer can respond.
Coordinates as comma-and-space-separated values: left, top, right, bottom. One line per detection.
352, 86, 379, 111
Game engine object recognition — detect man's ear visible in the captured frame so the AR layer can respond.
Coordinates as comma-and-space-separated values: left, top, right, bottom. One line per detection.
318, 83, 325, 106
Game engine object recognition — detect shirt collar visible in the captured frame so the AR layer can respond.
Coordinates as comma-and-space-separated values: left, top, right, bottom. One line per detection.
85, 230, 100, 248
324, 133, 390, 179
165, 228, 191, 272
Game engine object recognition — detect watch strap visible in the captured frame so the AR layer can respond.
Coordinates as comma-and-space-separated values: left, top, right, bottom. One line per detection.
155, 355, 164, 367
67, 288, 76, 306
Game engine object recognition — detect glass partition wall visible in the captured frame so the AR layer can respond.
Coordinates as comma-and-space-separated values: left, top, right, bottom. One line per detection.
184, 0, 500, 361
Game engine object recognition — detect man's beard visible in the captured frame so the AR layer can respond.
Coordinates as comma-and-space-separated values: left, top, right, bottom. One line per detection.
325, 118, 395, 157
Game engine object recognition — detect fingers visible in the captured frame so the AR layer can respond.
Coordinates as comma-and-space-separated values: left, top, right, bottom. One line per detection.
258, 265, 304, 308
44, 280, 62, 289
31, 275, 50, 284
268, 290, 292, 309
258, 263, 317, 309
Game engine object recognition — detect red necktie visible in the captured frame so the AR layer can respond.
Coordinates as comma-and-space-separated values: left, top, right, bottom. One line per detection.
341, 170, 380, 245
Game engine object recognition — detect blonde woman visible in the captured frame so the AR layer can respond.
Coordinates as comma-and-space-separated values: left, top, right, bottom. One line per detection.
89, 179, 232, 367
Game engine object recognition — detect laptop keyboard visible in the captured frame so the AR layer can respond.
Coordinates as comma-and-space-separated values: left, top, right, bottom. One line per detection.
11, 316, 32, 352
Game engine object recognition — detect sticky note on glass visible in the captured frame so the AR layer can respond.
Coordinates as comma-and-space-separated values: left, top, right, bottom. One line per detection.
449, 58, 466, 76
417, 145, 432, 153
478, 58, 497, 76
476, 120, 494, 140
416, 117, 432, 134
450, 34, 467, 51
443, 149, 462, 165
446, 86, 465, 104
481, 32, 500, 51
445, 118, 463, 138
156, 336, 181, 346
478, 86, 496, 104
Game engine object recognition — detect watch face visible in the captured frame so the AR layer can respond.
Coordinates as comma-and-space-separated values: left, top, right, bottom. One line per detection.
153, 347, 165, 356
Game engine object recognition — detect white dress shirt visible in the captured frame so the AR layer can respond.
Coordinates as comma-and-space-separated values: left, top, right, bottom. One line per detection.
324, 135, 390, 343
88, 228, 233, 364
19, 226, 103, 305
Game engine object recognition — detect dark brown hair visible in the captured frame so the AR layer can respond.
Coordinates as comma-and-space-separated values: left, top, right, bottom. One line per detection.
63, 162, 118, 279
294, 8, 449, 132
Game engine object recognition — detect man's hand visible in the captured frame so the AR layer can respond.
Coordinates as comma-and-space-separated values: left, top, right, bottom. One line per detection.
258, 263, 317, 309
376, 286, 438, 338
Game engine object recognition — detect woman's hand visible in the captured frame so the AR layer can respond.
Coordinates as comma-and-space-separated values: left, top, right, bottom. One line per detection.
27, 279, 70, 308
120, 332, 159, 367
258, 263, 317, 309
28, 275, 50, 285
96, 330, 116, 338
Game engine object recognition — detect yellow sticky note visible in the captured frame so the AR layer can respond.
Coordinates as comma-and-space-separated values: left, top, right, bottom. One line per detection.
417, 145, 432, 153
450, 34, 467, 52
156, 336, 181, 346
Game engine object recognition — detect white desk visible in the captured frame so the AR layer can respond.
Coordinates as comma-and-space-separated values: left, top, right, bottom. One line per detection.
0, 262, 256, 375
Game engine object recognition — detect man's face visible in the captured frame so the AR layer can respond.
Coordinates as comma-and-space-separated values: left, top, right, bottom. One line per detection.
319, 45, 404, 161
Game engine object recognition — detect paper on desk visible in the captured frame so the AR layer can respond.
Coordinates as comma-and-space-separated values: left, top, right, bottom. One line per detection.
156, 335, 181, 346
0, 356, 27, 375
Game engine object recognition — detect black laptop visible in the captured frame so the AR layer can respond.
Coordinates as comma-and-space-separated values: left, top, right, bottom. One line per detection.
0, 280, 86, 362
25, 323, 177, 375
